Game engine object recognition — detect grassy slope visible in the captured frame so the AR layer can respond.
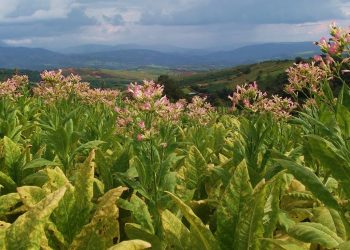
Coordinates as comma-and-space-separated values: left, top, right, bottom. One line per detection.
0, 60, 294, 98
173, 60, 293, 94
62, 67, 190, 88
0, 69, 41, 82
0, 67, 177, 88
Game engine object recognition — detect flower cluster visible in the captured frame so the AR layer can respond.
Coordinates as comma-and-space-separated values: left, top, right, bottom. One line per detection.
156, 97, 187, 122
33, 70, 89, 102
115, 80, 187, 139
261, 95, 297, 119
125, 80, 186, 122
186, 96, 215, 125
282, 23, 350, 108
0, 75, 29, 99
33, 70, 118, 106
229, 82, 267, 112
115, 80, 215, 139
127, 81, 164, 102
78, 88, 119, 107
229, 82, 297, 119
316, 23, 350, 56
285, 62, 329, 97
312, 23, 350, 78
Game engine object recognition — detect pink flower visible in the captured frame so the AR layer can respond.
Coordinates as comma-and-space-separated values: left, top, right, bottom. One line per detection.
325, 54, 335, 64
319, 37, 327, 45
328, 43, 339, 55
141, 102, 151, 110
313, 55, 322, 62
137, 134, 143, 141
284, 85, 295, 95
138, 121, 145, 129
242, 99, 250, 108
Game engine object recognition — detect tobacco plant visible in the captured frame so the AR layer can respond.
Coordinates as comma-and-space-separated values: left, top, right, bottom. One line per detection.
1, 23, 350, 250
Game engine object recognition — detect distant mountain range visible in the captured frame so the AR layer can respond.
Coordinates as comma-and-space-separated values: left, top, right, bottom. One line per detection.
58, 43, 213, 55
0, 42, 318, 70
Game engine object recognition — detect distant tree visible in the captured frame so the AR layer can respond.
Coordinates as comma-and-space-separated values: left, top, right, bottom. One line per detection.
216, 87, 232, 106
294, 57, 304, 64
191, 85, 201, 92
157, 75, 184, 100
256, 72, 262, 82
240, 66, 251, 74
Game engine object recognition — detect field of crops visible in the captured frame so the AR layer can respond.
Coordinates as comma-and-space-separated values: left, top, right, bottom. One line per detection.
1, 25, 350, 250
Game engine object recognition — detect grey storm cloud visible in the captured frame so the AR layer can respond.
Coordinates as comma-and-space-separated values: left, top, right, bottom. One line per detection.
0, 0, 349, 48
5, 1, 50, 18
140, 0, 346, 25
0, 8, 97, 39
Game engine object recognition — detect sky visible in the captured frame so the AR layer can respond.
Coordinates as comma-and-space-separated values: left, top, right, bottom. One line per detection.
1, 0, 350, 50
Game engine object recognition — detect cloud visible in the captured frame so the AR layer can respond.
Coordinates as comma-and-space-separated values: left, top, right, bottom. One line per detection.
139, 0, 346, 25
3, 38, 32, 46
1, 0, 349, 49
0, 0, 75, 23
0, 6, 97, 40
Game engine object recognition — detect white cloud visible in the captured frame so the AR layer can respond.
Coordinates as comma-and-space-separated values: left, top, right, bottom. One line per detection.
3, 38, 32, 45
0, 0, 74, 23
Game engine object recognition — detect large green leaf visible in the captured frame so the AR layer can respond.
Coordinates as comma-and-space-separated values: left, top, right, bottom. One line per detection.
336, 104, 350, 138
125, 223, 162, 250
95, 149, 113, 190
166, 191, 219, 250
42, 167, 72, 192
338, 241, 350, 250
216, 160, 253, 250
263, 174, 285, 239
312, 207, 347, 240
21, 171, 48, 187
0, 171, 17, 194
108, 240, 151, 250
182, 146, 207, 190
42, 167, 75, 242
73, 140, 105, 156
46, 221, 68, 249
304, 135, 350, 200
68, 150, 95, 241
5, 186, 67, 250
233, 180, 267, 250
74, 150, 95, 208
0, 193, 20, 219
288, 222, 344, 248
42, 152, 96, 244
2, 136, 21, 173
17, 186, 46, 208
161, 209, 192, 249
69, 187, 127, 250
337, 83, 350, 110
129, 194, 154, 234
117, 193, 156, 235
0, 221, 11, 250
274, 159, 340, 211
260, 238, 307, 250
129, 156, 148, 188
22, 158, 60, 171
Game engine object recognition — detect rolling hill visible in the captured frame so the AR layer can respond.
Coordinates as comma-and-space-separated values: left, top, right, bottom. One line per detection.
169, 60, 294, 105
0, 42, 317, 70
0, 59, 296, 107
